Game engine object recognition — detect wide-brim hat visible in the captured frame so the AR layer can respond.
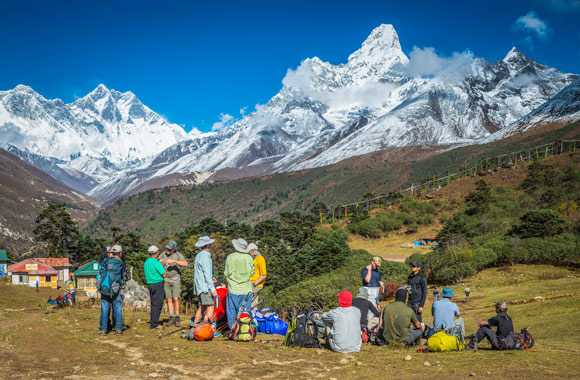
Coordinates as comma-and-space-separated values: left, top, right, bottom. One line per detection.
195, 236, 215, 248
247, 243, 258, 252
232, 238, 251, 253
440, 287, 455, 298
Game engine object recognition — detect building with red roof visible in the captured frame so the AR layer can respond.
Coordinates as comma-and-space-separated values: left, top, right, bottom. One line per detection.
8, 258, 58, 288
34, 258, 72, 281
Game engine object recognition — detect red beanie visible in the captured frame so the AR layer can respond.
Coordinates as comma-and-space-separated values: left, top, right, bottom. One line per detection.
337, 291, 352, 307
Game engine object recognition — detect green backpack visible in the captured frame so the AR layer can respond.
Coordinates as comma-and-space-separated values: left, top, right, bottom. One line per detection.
428, 331, 465, 352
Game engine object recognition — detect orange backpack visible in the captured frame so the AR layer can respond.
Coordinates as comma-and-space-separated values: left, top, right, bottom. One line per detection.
193, 324, 214, 341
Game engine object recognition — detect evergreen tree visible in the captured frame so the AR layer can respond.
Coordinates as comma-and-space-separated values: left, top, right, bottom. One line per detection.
33, 203, 79, 258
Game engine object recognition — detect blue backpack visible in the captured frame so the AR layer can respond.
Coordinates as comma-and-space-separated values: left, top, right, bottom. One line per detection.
97, 258, 125, 298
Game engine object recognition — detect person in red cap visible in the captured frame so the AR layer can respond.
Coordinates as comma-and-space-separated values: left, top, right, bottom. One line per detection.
321, 290, 362, 353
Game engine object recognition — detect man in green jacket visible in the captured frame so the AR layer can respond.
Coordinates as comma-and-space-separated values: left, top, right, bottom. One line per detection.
224, 238, 255, 329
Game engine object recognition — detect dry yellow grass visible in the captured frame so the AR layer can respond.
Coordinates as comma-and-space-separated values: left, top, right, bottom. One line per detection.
347, 223, 441, 262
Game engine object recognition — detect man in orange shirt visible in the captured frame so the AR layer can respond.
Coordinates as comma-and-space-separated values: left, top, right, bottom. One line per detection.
248, 243, 266, 310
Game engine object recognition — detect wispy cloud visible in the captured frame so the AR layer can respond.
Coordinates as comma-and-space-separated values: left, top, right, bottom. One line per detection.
211, 113, 236, 132
239, 106, 248, 115
541, 0, 580, 13
400, 47, 476, 81
513, 11, 553, 40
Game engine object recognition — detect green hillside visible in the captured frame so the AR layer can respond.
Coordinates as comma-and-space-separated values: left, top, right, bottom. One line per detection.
84, 121, 580, 242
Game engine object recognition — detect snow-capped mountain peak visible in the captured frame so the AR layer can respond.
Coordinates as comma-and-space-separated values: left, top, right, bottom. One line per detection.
1, 24, 578, 203
346, 24, 408, 78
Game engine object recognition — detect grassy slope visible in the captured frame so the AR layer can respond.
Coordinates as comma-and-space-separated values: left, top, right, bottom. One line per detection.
1, 264, 579, 380
84, 121, 580, 243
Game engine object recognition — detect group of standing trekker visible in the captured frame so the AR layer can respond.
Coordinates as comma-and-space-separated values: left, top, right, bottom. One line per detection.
140, 237, 266, 337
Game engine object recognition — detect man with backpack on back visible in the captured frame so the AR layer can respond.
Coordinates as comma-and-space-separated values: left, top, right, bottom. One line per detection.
98, 245, 129, 335
224, 238, 255, 330
407, 261, 427, 322
158, 240, 188, 327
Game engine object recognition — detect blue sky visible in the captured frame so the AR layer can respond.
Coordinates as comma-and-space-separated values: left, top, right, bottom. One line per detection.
0, 0, 578, 132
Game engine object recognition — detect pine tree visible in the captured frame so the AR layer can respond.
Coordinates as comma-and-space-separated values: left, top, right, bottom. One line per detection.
33, 203, 79, 258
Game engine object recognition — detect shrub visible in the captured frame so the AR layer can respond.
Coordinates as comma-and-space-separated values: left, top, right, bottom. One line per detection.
375, 213, 403, 232
406, 224, 419, 234
397, 212, 415, 225
511, 209, 566, 238
262, 251, 408, 313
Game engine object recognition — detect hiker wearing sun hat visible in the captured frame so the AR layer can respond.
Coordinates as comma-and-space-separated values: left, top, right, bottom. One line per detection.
192, 236, 217, 327
322, 291, 362, 353
144, 245, 166, 329
431, 287, 465, 340
224, 238, 255, 329
158, 240, 188, 327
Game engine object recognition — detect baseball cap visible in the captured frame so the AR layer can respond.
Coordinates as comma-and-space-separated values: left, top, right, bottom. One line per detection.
148, 245, 159, 254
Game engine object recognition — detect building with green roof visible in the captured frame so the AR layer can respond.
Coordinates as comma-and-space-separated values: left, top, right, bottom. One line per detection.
0, 250, 12, 275
73, 260, 100, 295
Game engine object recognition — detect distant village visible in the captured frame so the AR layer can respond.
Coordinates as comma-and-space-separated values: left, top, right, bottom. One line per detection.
0, 250, 99, 296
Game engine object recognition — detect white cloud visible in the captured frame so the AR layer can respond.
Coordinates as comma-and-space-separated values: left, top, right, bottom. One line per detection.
240, 106, 248, 115
400, 47, 476, 81
211, 113, 236, 132
513, 11, 553, 39
282, 62, 396, 109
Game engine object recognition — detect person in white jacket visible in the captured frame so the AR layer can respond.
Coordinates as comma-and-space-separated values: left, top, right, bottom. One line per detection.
322, 291, 362, 354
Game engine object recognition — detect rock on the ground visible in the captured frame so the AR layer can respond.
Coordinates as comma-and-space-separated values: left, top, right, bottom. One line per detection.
149, 373, 159, 378
404, 355, 412, 361
424, 361, 430, 366
168, 376, 180, 380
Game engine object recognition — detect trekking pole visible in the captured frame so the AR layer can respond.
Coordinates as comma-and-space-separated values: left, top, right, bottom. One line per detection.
157, 327, 186, 339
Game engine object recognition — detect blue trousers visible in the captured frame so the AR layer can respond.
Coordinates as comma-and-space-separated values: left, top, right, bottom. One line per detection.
226, 291, 252, 329
100, 294, 123, 331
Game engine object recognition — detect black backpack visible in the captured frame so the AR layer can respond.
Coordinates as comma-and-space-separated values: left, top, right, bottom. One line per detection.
284, 313, 321, 348
500, 328, 535, 350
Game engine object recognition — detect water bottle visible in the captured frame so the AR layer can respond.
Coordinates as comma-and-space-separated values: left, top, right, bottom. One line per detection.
215, 295, 220, 309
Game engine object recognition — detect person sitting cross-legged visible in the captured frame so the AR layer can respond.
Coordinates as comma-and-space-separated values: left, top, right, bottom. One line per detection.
431, 287, 465, 340
377, 287, 424, 346
322, 291, 362, 354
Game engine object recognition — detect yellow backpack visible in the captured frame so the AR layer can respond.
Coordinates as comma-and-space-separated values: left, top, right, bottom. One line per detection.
428, 331, 465, 352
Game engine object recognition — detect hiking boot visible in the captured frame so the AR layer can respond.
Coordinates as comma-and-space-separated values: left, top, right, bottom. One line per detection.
150, 325, 164, 330
174, 316, 181, 327
467, 334, 478, 351
167, 316, 174, 326
98, 330, 107, 335
115, 329, 123, 335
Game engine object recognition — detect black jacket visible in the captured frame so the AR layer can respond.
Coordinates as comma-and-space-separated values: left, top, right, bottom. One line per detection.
407, 272, 427, 308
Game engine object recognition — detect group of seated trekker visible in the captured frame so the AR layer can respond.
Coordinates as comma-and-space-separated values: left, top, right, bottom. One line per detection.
321, 284, 515, 353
